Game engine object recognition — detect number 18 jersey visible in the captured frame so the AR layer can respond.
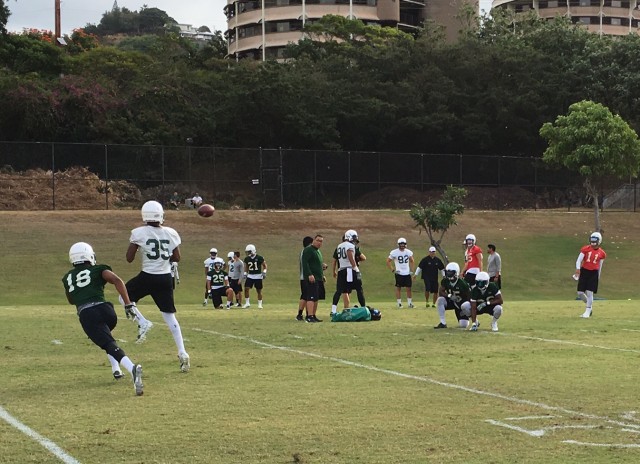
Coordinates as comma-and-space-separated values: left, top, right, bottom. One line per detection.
130, 225, 181, 274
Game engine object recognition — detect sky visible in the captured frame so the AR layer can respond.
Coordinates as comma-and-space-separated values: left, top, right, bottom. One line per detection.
6, 0, 230, 34
6, 0, 493, 35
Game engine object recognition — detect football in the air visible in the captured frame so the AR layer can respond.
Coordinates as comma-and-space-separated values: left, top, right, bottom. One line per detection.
197, 204, 215, 217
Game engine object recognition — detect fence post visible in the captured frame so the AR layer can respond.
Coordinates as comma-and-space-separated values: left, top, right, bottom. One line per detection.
51, 143, 56, 210
104, 144, 109, 210
497, 156, 501, 211
348, 151, 351, 209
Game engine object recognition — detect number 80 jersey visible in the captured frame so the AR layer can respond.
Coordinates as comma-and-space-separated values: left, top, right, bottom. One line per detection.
130, 225, 182, 274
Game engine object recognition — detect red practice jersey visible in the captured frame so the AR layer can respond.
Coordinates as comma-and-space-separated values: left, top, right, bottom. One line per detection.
579, 245, 606, 271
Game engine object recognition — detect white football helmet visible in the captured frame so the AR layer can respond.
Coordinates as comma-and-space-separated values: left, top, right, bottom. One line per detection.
345, 230, 359, 243
465, 234, 476, 246
445, 262, 460, 282
141, 200, 164, 224
397, 237, 407, 246
475, 271, 490, 291
590, 232, 602, 246
227, 251, 235, 259
209, 248, 218, 255
69, 242, 96, 266
213, 257, 225, 269
245, 244, 256, 256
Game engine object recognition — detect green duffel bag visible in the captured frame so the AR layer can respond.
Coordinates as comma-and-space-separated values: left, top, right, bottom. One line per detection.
330, 306, 382, 322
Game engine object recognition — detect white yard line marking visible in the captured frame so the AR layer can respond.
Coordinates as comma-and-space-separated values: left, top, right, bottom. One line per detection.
0, 406, 81, 464
485, 420, 545, 437
192, 328, 640, 431
563, 440, 640, 448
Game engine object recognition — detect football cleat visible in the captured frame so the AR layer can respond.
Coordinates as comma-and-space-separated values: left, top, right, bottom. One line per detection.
136, 320, 153, 344
113, 370, 124, 380
434, 323, 447, 329
179, 353, 190, 373
258, 303, 263, 309
397, 303, 403, 308
242, 303, 251, 309
133, 364, 143, 396
296, 314, 304, 321
408, 303, 415, 308
470, 322, 479, 332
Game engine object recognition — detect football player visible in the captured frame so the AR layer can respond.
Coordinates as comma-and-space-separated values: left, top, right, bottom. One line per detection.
227, 251, 244, 307
387, 238, 415, 308
62, 242, 144, 395
243, 244, 267, 308
434, 262, 472, 329
124, 200, 190, 373
206, 258, 235, 309
202, 248, 218, 306
469, 272, 503, 332
574, 232, 606, 318
461, 233, 483, 286
330, 230, 360, 314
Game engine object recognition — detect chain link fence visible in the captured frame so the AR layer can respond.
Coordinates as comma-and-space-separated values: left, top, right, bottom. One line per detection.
0, 141, 637, 211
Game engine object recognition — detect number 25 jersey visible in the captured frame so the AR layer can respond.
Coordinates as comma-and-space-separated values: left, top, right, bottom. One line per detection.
130, 225, 181, 274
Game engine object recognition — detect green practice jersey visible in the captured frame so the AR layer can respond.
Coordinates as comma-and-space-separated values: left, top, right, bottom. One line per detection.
440, 277, 471, 306
470, 283, 501, 306
62, 264, 111, 308
207, 268, 228, 289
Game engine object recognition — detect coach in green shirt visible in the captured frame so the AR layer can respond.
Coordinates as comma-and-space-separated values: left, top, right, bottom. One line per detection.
301, 234, 324, 322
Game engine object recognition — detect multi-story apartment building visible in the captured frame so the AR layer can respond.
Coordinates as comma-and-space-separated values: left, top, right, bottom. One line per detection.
224, 0, 477, 60
492, 0, 640, 36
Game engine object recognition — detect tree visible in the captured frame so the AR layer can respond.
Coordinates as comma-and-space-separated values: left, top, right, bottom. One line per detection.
409, 186, 467, 263
0, 0, 10, 35
540, 100, 640, 232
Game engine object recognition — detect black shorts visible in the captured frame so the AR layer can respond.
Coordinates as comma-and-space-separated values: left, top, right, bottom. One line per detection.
577, 268, 600, 293
423, 278, 439, 293
245, 277, 263, 290
336, 269, 357, 294
210, 286, 230, 307
464, 272, 477, 286
394, 274, 412, 288
229, 278, 243, 294
126, 271, 176, 313
303, 280, 320, 302
78, 302, 117, 350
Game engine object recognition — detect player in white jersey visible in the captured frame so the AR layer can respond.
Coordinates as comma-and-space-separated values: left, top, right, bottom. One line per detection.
330, 230, 360, 314
123, 200, 190, 373
202, 248, 218, 306
387, 238, 415, 308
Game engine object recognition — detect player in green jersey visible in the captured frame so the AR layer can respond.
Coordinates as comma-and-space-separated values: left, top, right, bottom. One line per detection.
62, 242, 144, 396
434, 262, 471, 329
206, 259, 234, 309
469, 272, 503, 332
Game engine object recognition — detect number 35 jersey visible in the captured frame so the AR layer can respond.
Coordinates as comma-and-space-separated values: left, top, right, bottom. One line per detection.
130, 225, 182, 274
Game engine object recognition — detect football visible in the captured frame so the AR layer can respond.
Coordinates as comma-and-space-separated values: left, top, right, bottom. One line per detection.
197, 204, 215, 217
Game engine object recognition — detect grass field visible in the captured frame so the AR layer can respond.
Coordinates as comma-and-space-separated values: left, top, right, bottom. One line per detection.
1, 209, 638, 463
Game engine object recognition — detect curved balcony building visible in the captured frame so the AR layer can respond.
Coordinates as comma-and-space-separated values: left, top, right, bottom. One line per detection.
492, 0, 640, 36
224, 0, 477, 60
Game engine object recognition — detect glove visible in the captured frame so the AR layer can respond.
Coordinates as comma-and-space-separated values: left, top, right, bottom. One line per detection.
124, 303, 137, 320
477, 302, 487, 311
262, 272, 267, 279
356, 271, 362, 281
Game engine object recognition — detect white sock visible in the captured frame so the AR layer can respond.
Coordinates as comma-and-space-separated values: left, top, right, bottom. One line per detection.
586, 291, 594, 310
437, 300, 446, 324
331, 305, 337, 314
120, 356, 135, 376
258, 300, 262, 306
107, 354, 120, 373
408, 298, 413, 305
162, 312, 187, 355
245, 298, 250, 305
397, 299, 402, 305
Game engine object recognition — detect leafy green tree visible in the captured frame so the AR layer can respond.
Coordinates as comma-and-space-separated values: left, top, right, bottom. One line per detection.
409, 186, 467, 263
0, 0, 11, 35
540, 100, 640, 232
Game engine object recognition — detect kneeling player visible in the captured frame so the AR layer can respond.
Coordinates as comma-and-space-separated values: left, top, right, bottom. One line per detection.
434, 262, 471, 329
469, 272, 503, 332
207, 259, 234, 309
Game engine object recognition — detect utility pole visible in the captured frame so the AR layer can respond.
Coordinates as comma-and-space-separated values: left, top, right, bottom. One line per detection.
55, 0, 61, 40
